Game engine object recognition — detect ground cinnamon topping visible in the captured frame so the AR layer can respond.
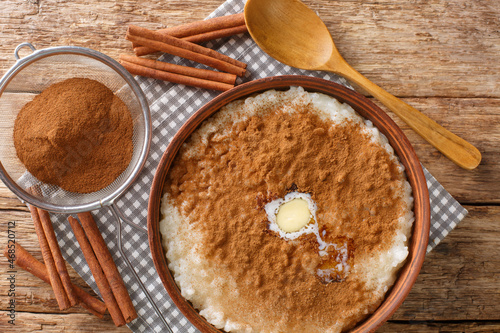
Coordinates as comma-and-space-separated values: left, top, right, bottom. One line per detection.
14, 78, 133, 193
164, 90, 410, 331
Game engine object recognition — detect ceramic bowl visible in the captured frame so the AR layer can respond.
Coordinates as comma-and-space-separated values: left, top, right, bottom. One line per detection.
147, 75, 430, 332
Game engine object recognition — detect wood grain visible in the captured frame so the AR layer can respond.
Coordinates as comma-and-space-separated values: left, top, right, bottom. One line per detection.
0, 311, 129, 332
0, 0, 498, 331
378, 97, 500, 204
1, 0, 498, 97
393, 206, 500, 321
380, 322, 500, 333
309, 0, 500, 98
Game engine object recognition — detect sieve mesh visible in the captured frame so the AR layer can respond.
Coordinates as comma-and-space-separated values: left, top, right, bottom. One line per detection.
0, 45, 150, 213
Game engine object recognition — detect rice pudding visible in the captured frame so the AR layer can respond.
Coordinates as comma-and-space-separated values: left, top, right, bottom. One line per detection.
160, 87, 414, 332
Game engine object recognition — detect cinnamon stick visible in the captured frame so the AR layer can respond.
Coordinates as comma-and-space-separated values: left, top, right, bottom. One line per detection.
157, 13, 245, 39
28, 203, 71, 310
3, 243, 107, 318
184, 24, 248, 44
68, 216, 126, 326
134, 24, 248, 56
132, 13, 245, 51
120, 59, 234, 91
128, 24, 246, 69
126, 27, 246, 76
76, 212, 138, 323
36, 208, 79, 306
120, 54, 236, 85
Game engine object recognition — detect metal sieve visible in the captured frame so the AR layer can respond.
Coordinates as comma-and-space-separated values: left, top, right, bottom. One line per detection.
0, 43, 171, 332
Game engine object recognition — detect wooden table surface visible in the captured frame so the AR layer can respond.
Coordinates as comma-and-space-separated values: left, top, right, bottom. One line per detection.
0, 0, 498, 332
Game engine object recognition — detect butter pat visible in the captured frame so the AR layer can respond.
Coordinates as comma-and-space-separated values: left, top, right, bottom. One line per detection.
276, 198, 311, 232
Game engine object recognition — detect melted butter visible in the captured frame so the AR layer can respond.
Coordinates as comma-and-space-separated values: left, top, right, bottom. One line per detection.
265, 191, 352, 283
276, 198, 312, 232
316, 241, 351, 283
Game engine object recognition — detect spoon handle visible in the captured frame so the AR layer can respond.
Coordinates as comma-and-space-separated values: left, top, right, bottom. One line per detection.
334, 62, 481, 170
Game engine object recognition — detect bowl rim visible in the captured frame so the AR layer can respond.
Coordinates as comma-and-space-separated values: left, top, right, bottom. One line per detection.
147, 75, 430, 333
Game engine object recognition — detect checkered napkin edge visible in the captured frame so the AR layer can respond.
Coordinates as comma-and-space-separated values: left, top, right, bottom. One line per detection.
38, 0, 467, 332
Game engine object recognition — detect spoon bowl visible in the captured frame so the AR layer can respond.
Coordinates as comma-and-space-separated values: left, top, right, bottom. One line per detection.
244, 0, 335, 69
245, 0, 481, 170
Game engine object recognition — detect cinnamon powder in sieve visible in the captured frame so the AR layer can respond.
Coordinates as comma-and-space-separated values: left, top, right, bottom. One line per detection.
14, 78, 133, 193
165, 101, 409, 331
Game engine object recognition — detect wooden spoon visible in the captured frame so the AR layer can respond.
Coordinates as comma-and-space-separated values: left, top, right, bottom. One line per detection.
244, 0, 481, 170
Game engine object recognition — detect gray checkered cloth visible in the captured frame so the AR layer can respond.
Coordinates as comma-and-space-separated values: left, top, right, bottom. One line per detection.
46, 0, 467, 332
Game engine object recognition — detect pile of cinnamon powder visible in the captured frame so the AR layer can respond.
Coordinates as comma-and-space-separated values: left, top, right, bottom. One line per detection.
162, 88, 413, 332
14, 78, 133, 193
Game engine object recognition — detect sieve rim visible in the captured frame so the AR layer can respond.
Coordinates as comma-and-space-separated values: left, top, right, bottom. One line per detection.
0, 44, 152, 213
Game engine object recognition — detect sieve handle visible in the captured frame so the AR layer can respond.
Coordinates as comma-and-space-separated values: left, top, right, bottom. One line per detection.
110, 204, 173, 333
110, 203, 147, 234
14, 42, 37, 60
